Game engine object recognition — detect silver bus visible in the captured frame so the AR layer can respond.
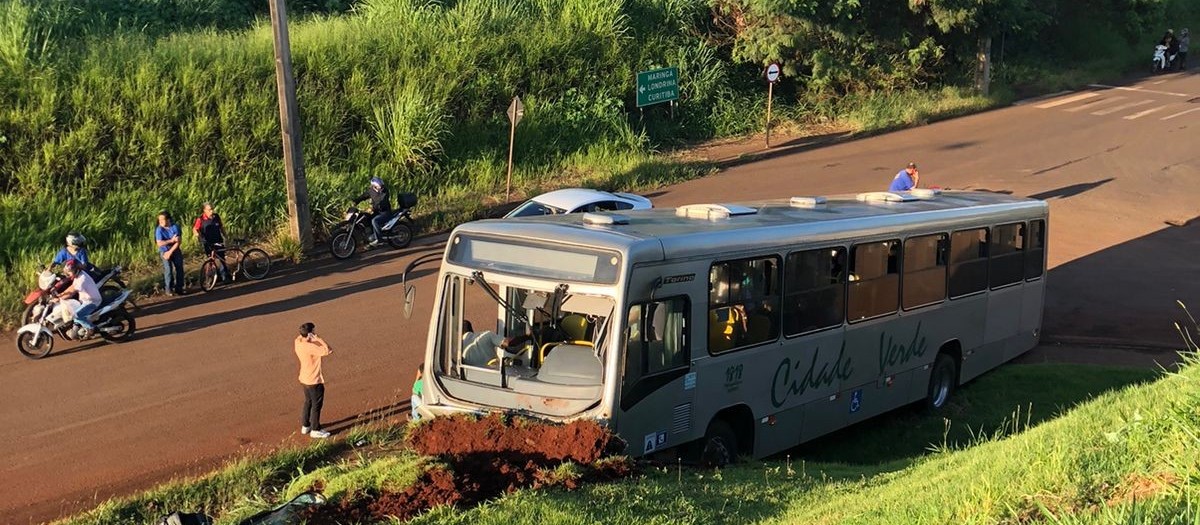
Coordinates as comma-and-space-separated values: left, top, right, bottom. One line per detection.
411, 190, 1048, 464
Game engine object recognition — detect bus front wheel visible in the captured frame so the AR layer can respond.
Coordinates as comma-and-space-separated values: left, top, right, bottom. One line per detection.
698, 419, 738, 467
925, 353, 958, 411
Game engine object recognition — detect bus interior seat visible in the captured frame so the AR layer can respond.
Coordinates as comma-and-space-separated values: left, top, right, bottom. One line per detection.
646, 304, 669, 368
746, 312, 772, 343
537, 344, 603, 386
539, 339, 593, 365
708, 308, 736, 353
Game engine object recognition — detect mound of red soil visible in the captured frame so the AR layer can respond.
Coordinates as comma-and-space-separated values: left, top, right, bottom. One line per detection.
407, 413, 618, 463
303, 415, 633, 524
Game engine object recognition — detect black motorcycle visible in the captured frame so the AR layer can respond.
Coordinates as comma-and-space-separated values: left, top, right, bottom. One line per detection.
329, 193, 418, 259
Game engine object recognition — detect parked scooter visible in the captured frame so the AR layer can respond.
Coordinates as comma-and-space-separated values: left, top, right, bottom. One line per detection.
16, 269, 137, 359
1152, 44, 1177, 73
329, 192, 418, 260
20, 265, 128, 325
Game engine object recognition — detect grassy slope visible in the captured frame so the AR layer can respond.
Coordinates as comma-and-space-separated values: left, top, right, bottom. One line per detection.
61, 361, 1194, 525
417, 363, 1192, 525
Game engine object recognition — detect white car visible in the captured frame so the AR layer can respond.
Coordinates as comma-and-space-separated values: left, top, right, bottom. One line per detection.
504, 188, 653, 218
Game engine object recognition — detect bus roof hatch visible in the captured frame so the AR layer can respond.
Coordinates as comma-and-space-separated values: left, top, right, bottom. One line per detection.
856, 191, 920, 203
790, 196, 828, 208
674, 203, 758, 220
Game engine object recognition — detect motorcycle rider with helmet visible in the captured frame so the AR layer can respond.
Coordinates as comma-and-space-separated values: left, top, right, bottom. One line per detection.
351, 177, 393, 247
50, 233, 94, 271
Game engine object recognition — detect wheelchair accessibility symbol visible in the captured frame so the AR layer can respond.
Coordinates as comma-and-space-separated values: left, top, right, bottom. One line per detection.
849, 389, 862, 414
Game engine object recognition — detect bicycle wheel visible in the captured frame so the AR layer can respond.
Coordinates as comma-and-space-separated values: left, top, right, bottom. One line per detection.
201, 260, 221, 292
241, 248, 272, 280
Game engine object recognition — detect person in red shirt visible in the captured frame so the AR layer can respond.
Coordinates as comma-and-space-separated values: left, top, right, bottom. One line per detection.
193, 202, 229, 280
294, 322, 333, 439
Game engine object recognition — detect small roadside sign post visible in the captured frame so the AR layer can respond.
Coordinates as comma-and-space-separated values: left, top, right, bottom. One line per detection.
636, 67, 679, 109
765, 62, 781, 148
505, 96, 524, 200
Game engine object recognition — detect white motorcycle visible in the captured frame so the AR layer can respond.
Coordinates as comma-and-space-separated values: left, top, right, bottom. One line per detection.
16, 269, 137, 359
1152, 44, 1177, 73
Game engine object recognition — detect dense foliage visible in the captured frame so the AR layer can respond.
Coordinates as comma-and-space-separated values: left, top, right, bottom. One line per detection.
0, 0, 1194, 321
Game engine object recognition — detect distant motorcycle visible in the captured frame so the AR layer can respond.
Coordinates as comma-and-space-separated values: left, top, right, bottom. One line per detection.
1152, 44, 1177, 73
20, 265, 127, 325
329, 193, 418, 260
16, 269, 137, 359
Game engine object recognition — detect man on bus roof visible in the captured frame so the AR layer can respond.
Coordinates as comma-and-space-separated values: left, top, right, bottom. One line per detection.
889, 162, 920, 192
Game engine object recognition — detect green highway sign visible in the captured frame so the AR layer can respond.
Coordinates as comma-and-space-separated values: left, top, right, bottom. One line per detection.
636, 67, 679, 108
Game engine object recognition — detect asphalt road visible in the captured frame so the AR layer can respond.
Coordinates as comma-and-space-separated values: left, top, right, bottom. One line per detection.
3, 72, 1198, 524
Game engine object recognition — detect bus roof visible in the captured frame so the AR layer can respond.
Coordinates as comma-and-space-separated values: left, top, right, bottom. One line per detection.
454, 191, 1048, 264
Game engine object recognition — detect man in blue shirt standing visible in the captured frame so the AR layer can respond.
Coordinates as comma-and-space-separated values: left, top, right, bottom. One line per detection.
889, 162, 920, 191
155, 210, 187, 296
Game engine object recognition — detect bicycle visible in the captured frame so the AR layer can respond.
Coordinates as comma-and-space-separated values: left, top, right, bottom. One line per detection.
200, 239, 272, 292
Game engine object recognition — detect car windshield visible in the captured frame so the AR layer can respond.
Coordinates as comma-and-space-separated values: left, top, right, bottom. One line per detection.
507, 200, 566, 218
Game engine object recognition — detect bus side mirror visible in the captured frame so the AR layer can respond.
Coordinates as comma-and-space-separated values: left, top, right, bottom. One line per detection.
404, 285, 416, 319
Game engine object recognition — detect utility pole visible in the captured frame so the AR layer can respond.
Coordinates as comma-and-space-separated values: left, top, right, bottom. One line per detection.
268, 0, 312, 250
976, 35, 992, 97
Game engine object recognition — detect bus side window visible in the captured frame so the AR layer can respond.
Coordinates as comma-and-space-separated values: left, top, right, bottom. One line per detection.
902, 234, 948, 310
949, 228, 989, 297
848, 240, 899, 321
708, 257, 780, 353
1025, 219, 1046, 280
989, 223, 1025, 288
783, 247, 846, 335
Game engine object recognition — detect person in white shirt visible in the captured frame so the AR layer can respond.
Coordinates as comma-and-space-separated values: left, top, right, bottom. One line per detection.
57, 260, 102, 335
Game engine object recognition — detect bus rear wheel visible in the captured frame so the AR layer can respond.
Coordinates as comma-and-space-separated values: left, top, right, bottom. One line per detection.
698, 419, 738, 467
925, 353, 957, 411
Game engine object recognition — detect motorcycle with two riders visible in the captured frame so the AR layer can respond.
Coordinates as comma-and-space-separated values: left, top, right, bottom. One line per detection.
17, 261, 137, 359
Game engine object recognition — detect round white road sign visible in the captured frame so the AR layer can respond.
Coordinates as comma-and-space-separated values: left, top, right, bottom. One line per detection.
766, 63, 781, 83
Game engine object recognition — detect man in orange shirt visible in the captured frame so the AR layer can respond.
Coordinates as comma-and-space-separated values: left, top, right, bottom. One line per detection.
294, 322, 332, 438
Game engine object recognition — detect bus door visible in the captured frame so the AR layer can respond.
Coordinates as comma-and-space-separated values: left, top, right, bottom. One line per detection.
618, 295, 695, 457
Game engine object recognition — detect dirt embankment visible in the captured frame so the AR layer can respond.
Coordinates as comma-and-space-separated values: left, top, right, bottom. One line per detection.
303, 415, 634, 523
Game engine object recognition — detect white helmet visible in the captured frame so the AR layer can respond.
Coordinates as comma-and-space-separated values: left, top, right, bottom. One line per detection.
66, 233, 87, 248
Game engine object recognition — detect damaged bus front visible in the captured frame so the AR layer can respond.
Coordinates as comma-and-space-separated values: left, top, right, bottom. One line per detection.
414, 230, 633, 422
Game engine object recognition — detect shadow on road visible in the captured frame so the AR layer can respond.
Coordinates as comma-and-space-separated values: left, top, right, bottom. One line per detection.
136, 267, 437, 340
939, 140, 980, 150
1043, 214, 1200, 346
1027, 178, 1114, 200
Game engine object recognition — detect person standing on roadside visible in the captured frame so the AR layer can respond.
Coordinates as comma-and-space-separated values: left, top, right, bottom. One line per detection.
1179, 29, 1190, 70
889, 162, 920, 191
154, 211, 186, 296
192, 202, 229, 281
295, 322, 332, 439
